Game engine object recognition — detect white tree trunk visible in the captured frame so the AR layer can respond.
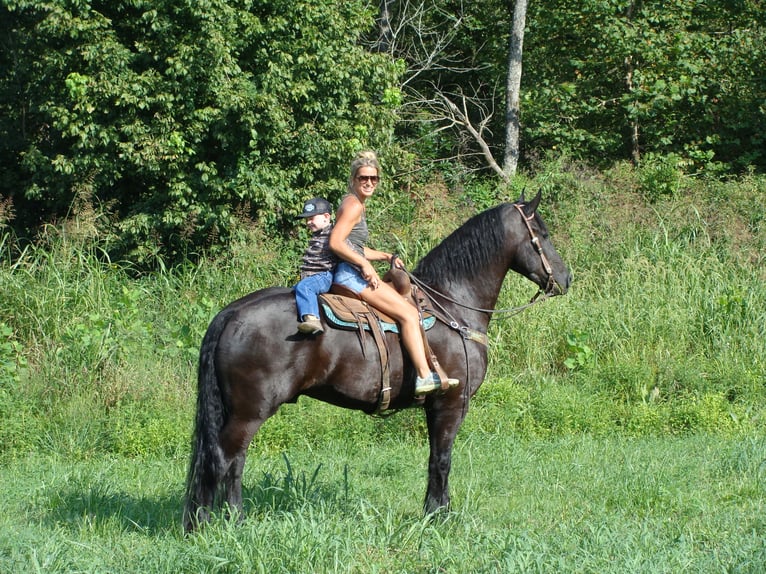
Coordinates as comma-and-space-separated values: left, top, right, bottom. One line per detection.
503, 0, 528, 178
377, 0, 394, 53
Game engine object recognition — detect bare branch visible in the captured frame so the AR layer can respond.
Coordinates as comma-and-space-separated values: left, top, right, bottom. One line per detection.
375, 1, 519, 180
436, 89, 505, 179
374, 1, 479, 87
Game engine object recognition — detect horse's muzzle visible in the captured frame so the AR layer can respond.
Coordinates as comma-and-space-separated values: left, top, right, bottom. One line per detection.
546, 271, 572, 296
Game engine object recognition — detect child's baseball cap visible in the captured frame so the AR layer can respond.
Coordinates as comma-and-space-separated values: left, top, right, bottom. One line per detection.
298, 197, 333, 218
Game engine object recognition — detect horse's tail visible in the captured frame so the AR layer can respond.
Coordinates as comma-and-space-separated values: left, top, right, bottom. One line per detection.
183, 308, 232, 533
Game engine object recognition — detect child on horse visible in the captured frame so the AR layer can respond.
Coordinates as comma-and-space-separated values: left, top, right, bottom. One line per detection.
293, 197, 337, 334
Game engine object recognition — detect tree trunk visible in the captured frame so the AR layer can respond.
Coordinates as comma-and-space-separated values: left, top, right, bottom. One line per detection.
625, 1, 641, 163
625, 54, 640, 164
503, 0, 528, 179
377, 0, 395, 53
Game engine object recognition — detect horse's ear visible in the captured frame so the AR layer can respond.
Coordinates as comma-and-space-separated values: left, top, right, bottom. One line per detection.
525, 190, 541, 213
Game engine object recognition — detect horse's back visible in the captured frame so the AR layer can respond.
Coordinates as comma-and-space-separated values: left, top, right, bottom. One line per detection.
209, 286, 417, 410
219, 286, 292, 313
214, 287, 298, 358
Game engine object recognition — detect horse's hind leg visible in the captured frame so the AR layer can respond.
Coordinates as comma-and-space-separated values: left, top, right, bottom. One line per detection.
219, 418, 264, 519
221, 453, 247, 520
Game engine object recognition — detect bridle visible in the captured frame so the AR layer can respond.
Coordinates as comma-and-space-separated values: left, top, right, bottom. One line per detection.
512, 202, 558, 299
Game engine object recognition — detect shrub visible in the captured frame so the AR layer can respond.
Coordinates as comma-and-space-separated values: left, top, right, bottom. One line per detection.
638, 153, 684, 202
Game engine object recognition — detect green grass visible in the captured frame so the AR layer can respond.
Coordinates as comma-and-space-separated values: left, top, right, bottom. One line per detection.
1, 159, 765, 571
1, 432, 763, 573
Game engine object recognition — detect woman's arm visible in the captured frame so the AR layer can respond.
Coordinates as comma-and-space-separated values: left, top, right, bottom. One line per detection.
363, 247, 393, 262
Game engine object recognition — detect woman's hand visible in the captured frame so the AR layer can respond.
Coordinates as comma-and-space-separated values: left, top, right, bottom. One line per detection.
361, 261, 380, 289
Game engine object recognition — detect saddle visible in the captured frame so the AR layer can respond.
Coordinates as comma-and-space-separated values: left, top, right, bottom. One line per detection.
317, 266, 447, 413
320, 288, 435, 333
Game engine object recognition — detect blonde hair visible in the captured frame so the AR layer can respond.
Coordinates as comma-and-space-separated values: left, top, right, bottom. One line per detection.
347, 150, 381, 193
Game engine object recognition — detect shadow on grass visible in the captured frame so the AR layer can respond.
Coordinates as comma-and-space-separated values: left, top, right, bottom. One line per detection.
34, 477, 185, 536
37, 454, 354, 535
241, 453, 351, 514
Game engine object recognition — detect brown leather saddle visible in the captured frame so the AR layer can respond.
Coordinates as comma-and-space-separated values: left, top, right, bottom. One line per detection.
317, 267, 444, 413
319, 287, 435, 333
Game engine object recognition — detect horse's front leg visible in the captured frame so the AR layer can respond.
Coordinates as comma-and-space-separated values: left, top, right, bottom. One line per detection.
423, 404, 465, 514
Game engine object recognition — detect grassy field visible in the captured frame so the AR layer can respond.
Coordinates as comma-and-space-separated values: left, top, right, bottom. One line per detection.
1, 429, 764, 573
1, 159, 765, 572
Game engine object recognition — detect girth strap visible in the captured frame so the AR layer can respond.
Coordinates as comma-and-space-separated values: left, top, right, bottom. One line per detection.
366, 314, 391, 412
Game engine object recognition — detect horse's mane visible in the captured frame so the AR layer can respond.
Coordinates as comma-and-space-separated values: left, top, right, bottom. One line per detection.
414, 203, 509, 285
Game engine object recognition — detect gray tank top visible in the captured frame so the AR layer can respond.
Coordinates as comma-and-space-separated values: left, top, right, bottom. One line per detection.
343, 195, 368, 270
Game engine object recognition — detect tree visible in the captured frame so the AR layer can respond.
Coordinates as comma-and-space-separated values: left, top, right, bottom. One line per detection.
503, 0, 527, 178
0, 0, 403, 262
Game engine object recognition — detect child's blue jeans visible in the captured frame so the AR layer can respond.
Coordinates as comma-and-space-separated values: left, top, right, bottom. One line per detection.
293, 270, 333, 319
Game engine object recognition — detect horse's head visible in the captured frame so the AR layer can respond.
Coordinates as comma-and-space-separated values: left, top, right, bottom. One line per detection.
510, 191, 571, 297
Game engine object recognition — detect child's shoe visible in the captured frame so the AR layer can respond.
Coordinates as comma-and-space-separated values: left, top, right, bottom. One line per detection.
298, 315, 324, 334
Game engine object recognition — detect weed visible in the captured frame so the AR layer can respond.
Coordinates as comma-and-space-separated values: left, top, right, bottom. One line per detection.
0, 322, 26, 385
563, 330, 594, 371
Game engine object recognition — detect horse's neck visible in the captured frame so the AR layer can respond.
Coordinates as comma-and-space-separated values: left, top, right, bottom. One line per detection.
438, 263, 508, 324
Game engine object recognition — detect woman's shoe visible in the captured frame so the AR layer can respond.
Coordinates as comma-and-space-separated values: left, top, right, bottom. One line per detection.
415, 372, 460, 395
444, 377, 460, 389
415, 372, 440, 394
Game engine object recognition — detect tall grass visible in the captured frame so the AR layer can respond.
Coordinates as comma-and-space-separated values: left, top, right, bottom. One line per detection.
0, 222, 305, 459
479, 166, 766, 437
1, 159, 764, 460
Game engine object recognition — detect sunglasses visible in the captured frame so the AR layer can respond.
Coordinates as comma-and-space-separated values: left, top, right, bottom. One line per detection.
355, 175, 380, 184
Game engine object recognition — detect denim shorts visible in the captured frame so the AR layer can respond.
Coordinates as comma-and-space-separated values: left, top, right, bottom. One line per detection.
333, 262, 369, 294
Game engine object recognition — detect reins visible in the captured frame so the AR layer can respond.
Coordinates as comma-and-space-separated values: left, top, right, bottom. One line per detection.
406, 269, 548, 320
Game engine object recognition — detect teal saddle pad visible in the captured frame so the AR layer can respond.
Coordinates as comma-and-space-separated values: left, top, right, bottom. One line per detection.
321, 303, 436, 334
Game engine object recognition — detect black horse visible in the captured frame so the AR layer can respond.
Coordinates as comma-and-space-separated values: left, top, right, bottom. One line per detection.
183, 192, 571, 532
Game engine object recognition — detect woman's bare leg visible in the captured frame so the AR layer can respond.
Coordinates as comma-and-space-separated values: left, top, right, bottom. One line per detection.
360, 283, 431, 379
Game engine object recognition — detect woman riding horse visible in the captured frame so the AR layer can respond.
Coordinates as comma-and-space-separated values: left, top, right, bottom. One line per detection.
183, 175, 571, 532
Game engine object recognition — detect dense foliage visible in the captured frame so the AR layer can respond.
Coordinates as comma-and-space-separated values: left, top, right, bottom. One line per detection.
522, 0, 766, 171
1, 0, 764, 262
1, 0, 401, 261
